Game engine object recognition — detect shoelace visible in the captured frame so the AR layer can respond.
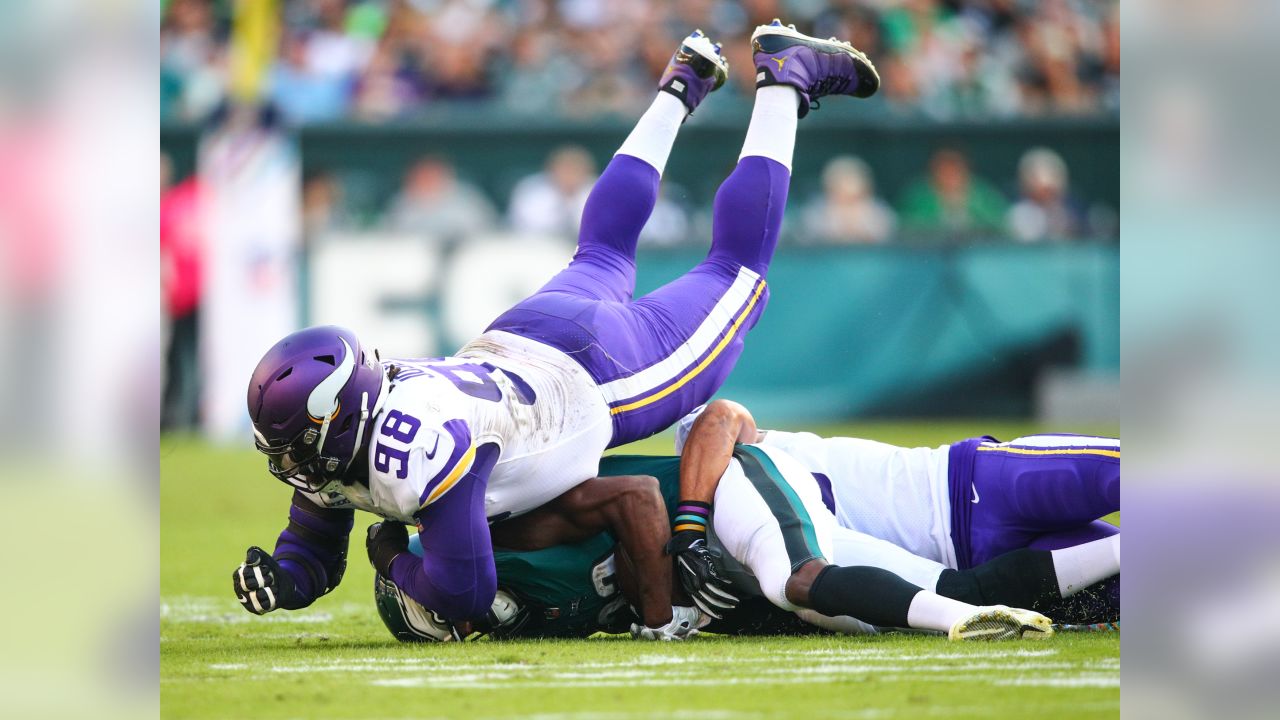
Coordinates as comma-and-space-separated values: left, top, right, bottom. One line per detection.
806, 75, 852, 110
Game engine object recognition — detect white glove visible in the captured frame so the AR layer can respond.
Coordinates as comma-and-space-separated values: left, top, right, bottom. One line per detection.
630, 605, 708, 641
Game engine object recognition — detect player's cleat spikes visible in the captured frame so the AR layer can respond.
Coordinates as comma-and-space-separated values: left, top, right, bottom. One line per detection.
948, 605, 1056, 641
751, 20, 880, 119
660, 29, 730, 114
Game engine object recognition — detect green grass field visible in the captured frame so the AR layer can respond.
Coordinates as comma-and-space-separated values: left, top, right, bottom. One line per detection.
161, 421, 1119, 719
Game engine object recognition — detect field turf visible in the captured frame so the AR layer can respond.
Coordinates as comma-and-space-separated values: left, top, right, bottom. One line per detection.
161, 421, 1119, 719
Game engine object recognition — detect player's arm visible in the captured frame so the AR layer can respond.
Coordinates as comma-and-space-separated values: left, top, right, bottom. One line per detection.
666, 399, 762, 617
233, 491, 354, 614
490, 475, 675, 629
678, 399, 761, 506
367, 442, 501, 622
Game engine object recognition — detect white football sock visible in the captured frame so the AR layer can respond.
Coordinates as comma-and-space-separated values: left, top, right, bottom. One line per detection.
615, 92, 687, 176
905, 590, 978, 633
1052, 535, 1121, 597
738, 85, 801, 171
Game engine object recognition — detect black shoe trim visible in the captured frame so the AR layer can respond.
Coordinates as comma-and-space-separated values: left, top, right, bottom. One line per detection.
660, 80, 696, 116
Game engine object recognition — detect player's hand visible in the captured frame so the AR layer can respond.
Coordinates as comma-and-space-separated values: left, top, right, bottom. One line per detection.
666, 530, 739, 618
233, 546, 303, 615
366, 521, 410, 576
630, 605, 707, 641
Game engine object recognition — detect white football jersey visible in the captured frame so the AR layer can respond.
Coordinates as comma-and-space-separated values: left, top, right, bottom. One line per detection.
756, 430, 957, 569
319, 331, 612, 524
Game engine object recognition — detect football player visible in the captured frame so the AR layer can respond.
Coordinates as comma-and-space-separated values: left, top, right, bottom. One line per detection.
234, 23, 883, 632
668, 400, 1119, 630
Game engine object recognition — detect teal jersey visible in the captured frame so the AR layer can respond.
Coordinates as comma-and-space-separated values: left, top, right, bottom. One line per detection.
492, 533, 628, 638
486, 456, 679, 638
491, 454, 819, 638
597, 454, 683, 521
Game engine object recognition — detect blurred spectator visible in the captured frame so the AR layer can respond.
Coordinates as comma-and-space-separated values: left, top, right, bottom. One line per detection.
499, 26, 572, 115
1011, 0, 1103, 114
1006, 146, 1085, 242
160, 154, 205, 431
160, 0, 224, 121
304, 0, 375, 78
269, 33, 351, 123
508, 146, 597, 238
384, 157, 498, 240
564, 26, 649, 116
800, 156, 897, 244
352, 42, 423, 121
301, 171, 351, 239
1098, 4, 1120, 111
899, 148, 1008, 239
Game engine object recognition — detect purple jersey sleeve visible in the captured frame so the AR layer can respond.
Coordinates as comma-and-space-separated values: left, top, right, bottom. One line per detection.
389, 442, 500, 620
273, 490, 355, 606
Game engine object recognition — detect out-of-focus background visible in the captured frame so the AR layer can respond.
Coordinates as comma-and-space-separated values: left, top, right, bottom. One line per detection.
159, 0, 1120, 443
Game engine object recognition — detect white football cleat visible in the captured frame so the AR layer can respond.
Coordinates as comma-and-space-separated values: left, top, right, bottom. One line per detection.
948, 605, 1055, 641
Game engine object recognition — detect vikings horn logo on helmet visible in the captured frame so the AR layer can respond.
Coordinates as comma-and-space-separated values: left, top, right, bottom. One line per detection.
307, 337, 356, 422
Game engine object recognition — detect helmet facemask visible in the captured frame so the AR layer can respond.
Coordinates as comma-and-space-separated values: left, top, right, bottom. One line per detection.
247, 326, 390, 493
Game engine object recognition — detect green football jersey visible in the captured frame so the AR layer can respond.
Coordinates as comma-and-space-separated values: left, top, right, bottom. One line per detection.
488, 456, 679, 638
492, 533, 627, 638
597, 454, 684, 522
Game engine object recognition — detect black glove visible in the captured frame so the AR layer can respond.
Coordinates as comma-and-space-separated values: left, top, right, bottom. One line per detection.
665, 530, 739, 619
366, 521, 410, 577
232, 546, 306, 614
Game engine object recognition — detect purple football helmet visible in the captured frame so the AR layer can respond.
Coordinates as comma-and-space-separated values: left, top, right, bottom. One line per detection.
247, 325, 389, 491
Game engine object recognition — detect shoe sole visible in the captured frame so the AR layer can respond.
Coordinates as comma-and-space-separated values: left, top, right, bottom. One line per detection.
680, 33, 729, 88
751, 23, 880, 98
950, 608, 1056, 641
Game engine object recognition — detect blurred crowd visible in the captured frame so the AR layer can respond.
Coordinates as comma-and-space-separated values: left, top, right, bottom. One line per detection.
161, 0, 1120, 124
291, 143, 1114, 248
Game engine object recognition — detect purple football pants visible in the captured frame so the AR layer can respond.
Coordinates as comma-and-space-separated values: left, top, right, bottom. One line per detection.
489, 153, 790, 446
949, 435, 1121, 570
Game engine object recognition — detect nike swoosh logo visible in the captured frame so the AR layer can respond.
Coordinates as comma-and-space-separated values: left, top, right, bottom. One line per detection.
423, 433, 441, 460
971, 484, 980, 504
307, 337, 356, 420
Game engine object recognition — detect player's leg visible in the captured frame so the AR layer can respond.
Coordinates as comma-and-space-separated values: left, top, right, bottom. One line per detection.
510, 32, 728, 304
1028, 518, 1119, 551
823, 511, 1119, 627
599, 26, 882, 445
709, 446, 836, 613
1027, 521, 1121, 621
936, 535, 1120, 625
827, 525, 949, 590
956, 434, 1120, 568
793, 554, 1053, 639
716, 446, 1050, 639
594, 92, 797, 442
